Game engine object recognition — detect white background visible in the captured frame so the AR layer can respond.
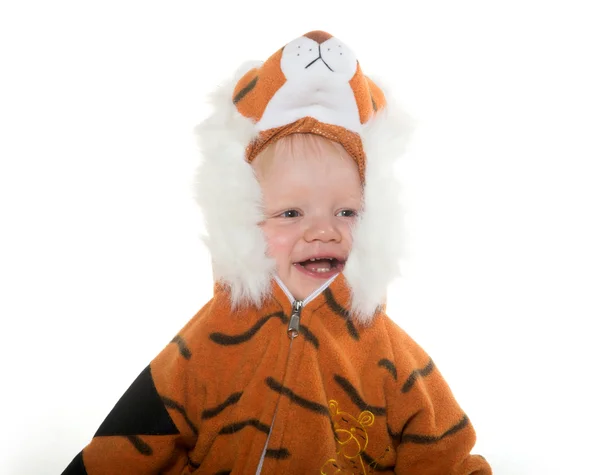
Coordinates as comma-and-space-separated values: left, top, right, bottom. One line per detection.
1, 1, 599, 474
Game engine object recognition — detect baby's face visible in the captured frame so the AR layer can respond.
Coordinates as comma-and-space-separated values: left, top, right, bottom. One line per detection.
255, 148, 362, 301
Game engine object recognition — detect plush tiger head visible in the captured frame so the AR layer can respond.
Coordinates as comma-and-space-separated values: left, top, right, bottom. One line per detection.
232, 30, 387, 182
195, 31, 410, 323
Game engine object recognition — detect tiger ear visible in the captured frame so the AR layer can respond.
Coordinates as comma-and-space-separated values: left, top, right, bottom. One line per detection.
232, 49, 286, 122
233, 60, 263, 82
328, 400, 339, 416
366, 77, 386, 112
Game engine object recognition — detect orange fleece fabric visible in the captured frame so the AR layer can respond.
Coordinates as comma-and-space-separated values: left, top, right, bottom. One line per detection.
63, 275, 491, 474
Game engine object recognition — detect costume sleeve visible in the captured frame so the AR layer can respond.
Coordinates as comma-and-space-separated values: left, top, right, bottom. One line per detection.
62, 310, 207, 475
386, 323, 492, 474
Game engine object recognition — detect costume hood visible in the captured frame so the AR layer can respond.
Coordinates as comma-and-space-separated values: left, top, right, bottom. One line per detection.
194, 30, 411, 324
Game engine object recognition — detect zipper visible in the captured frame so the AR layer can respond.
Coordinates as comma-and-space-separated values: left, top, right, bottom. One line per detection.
277, 274, 338, 341
256, 275, 338, 473
287, 300, 303, 339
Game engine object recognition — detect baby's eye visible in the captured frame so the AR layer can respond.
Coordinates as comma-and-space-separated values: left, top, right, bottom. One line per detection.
337, 209, 357, 218
280, 210, 300, 218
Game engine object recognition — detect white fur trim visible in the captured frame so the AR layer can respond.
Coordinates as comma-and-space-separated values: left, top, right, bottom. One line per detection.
194, 61, 276, 307
194, 67, 412, 323
344, 82, 413, 324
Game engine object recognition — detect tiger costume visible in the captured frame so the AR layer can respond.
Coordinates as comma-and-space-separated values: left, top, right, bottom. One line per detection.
62, 31, 492, 474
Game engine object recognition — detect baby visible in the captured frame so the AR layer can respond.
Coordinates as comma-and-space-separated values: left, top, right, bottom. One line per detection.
253, 134, 361, 301
62, 31, 492, 474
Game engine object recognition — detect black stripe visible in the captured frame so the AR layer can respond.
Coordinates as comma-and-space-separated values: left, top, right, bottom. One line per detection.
218, 418, 270, 435
189, 458, 200, 469
362, 450, 394, 472
401, 415, 470, 444
125, 435, 153, 455
323, 288, 359, 340
233, 76, 258, 104
265, 377, 329, 416
298, 324, 319, 349
94, 365, 179, 437
62, 451, 87, 475
161, 396, 198, 435
333, 375, 386, 416
401, 359, 435, 393
170, 335, 191, 360
210, 312, 287, 346
387, 422, 403, 440
202, 392, 243, 419
214, 472, 231, 475
330, 417, 339, 442
370, 93, 378, 112
265, 448, 291, 459
377, 358, 397, 380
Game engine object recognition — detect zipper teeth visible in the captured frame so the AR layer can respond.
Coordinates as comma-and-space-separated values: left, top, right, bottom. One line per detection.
256, 336, 294, 474
305, 274, 338, 304
274, 275, 295, 303
258, 275, 337, 473
274, 274, 338, 306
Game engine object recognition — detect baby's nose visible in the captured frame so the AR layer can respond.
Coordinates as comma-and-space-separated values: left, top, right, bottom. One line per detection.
304, 30, 333, 44
304, 217, 342, 243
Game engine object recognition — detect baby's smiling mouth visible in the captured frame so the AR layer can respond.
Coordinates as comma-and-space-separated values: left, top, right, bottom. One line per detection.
294, 256, 346, 278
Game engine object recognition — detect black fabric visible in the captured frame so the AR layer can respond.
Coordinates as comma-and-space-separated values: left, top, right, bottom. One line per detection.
94, 365, 179, 436
61, 451, 87, 475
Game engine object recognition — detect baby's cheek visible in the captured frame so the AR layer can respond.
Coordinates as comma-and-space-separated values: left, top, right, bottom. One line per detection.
341, 220, 356, 246
262, 226, 294, 258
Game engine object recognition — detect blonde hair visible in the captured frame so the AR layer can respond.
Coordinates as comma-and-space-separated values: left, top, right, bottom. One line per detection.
252, 133, 357, 179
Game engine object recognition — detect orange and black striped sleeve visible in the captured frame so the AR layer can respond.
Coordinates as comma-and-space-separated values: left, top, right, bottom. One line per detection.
385, 322, 492, 474
62, 309, 207, 475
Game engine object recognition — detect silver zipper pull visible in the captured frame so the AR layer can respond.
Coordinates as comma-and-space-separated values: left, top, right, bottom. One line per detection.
287, 300, 303, 339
